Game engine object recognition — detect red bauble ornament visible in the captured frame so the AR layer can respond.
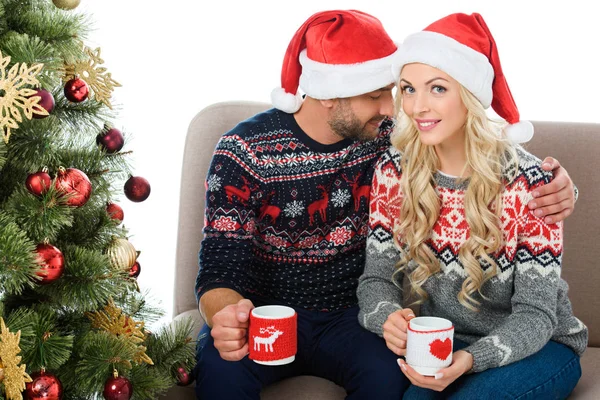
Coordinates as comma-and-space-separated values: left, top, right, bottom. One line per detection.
26, 168, 52, 196
106, 203, 124, 223
128, 261, 141, 278
31, 89, 55, 118
54, 167, 92, 207
35, 243, 65, 284
176, 366, 192, 386
97, 126, 124, 153
124, 176, 151, 202
103, 373, 133, 400
64, 77, 89, 102
24, 370, 63, 400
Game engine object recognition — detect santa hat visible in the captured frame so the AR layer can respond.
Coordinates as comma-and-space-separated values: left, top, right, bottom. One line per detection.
397, 13, 533, 143
271, 10, 401, 113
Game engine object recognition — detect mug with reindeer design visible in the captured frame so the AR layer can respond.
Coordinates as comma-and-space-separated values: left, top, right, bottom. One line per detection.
405, 316, 454, 376
249, 305, 297, 365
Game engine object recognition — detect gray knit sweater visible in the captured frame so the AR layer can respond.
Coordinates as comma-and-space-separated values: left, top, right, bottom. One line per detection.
357, 146, 588, 373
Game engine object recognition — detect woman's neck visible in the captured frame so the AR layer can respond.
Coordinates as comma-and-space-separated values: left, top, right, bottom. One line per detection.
434, 135, 469, 177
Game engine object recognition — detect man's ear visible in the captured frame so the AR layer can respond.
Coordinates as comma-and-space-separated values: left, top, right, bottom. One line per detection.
320, 99, 336, 109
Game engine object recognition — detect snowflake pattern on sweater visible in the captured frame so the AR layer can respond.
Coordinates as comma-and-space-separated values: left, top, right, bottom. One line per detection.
358, 146, 588, 372
195, 109, 392, 311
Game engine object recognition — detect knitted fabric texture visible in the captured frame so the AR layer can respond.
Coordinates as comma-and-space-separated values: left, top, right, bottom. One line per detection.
357, 146, 588, 373
195, 108, 392, 311
249, 313, 297, 362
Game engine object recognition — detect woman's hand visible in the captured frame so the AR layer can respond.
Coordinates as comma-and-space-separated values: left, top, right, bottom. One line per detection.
382, 308, 415, 356
397, 350, 473, 391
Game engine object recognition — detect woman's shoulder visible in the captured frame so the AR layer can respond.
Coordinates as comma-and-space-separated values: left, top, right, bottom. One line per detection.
376, 146, 403, 170
504, 146, 553, 190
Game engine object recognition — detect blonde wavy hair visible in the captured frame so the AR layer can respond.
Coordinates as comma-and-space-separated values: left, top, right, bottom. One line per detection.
391, 85, 518, 311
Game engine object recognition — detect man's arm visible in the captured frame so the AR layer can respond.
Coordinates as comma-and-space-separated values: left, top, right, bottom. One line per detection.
527, 157, 576, 224
200, 288, 244, 328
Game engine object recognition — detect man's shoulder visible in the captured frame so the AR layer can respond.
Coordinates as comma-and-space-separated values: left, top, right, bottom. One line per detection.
224, 108, 285, 140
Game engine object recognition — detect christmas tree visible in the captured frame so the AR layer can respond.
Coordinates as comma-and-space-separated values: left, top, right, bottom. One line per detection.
0, 1, 196, 399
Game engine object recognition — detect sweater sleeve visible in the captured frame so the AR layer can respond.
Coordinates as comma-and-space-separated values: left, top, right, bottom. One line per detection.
463, 167, 564, 372
195, 134, 262, 303
357, 152, 404, 336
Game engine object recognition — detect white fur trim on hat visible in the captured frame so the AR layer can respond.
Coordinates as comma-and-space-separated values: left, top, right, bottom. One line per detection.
298, 47, 401, 100
397, 31, 494, 108
271, 87, 304, 113
504, 120, 534, 144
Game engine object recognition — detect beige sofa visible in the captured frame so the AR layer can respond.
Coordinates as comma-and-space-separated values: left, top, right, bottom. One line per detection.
161, 101, 599, 400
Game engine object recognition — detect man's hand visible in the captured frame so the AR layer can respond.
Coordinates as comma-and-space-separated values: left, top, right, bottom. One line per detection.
210, 299, 254, 361
528, 157, 576, 224
397, 350, 473, 391
382, 309, 415, 356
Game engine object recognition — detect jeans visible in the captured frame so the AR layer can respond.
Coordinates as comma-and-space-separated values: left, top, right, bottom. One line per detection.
194, 306, 409, 399
403, 339, 582, 400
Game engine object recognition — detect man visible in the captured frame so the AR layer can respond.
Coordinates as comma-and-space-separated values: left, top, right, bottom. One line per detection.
194, 10, 576, 399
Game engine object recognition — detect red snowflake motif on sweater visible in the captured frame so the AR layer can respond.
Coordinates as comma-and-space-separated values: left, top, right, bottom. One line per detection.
265, 234, 289, 249
297, 235, 320, 248
328, 226, 353, 245
212, 216, 239, 231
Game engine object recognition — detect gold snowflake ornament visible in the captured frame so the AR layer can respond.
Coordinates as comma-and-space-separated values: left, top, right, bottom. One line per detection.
0, 50, 48, 143
86, 299, 154, 365
0, 318, 32, 400
63, 45, 121, 109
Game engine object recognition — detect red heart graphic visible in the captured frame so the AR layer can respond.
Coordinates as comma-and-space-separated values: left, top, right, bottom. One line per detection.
429, 338, 452, 361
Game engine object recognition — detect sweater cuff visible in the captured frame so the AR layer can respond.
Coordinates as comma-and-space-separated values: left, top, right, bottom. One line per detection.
462, 339, 505, 373
360, 301, 402, 336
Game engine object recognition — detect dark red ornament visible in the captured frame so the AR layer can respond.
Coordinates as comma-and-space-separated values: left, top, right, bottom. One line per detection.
128, 261, 141, 278
35, 243, 65, 284
103, 374, 133, 400
26, 168, 52, 196
176, 366, 192, 386
64, 77, 89, 102
124, 176, 151, 202
97, 126, 124, 153
106, 203, 124, 223
24, 370, 63, 400
54, 167, 92, 207
31, 89, 55, 118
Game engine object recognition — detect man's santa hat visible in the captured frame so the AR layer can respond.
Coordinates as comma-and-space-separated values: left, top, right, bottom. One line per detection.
397, 13, 533, 143
271, 10, 401, 113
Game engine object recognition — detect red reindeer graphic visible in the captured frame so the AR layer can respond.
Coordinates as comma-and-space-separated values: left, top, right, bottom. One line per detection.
224, 176, 254, 205
259, 191, 281, 224
308, 184, 329, 225
343, 173, 371, 211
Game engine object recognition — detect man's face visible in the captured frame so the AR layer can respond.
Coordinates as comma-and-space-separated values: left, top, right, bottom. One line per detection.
327, 84, 395, 142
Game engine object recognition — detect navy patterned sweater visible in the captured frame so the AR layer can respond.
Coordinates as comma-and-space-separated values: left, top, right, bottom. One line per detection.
195, 108, 392, 311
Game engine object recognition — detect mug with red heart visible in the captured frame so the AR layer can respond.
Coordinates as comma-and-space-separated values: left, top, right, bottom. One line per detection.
248, 305, 297, 365
405, 316, 454, 376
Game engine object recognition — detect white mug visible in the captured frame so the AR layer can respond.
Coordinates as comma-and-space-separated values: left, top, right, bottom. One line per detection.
405, 316, 454, 376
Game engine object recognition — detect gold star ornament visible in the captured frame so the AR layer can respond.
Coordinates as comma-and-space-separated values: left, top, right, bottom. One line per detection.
0, 318, 33, 400
63, 45, 121, 109
0, 50, 48, 143
86, 299, 154, 366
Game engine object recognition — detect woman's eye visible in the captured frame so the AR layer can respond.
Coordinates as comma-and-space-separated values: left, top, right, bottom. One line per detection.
401, 86, 414, 94
432, 85, 447, 94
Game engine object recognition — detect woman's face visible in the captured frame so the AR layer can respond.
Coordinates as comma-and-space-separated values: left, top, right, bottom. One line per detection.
399, 63, 468, 150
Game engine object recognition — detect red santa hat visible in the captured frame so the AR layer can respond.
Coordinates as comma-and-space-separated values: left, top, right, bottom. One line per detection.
271, 10, 401, 113
397, 13, 533, 143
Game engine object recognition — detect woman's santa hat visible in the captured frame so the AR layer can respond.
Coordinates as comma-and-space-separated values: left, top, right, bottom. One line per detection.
397, 13, 534, 143
271, 10, 401, 113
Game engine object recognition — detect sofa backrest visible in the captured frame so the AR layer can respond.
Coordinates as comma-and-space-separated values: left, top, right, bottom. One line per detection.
175, 101, 599, 347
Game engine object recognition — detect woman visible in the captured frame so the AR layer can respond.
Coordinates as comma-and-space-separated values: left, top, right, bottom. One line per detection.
357, 13, 588, 398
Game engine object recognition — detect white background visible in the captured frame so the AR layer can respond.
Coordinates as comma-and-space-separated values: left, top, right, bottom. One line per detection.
76, 0, 599, 326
